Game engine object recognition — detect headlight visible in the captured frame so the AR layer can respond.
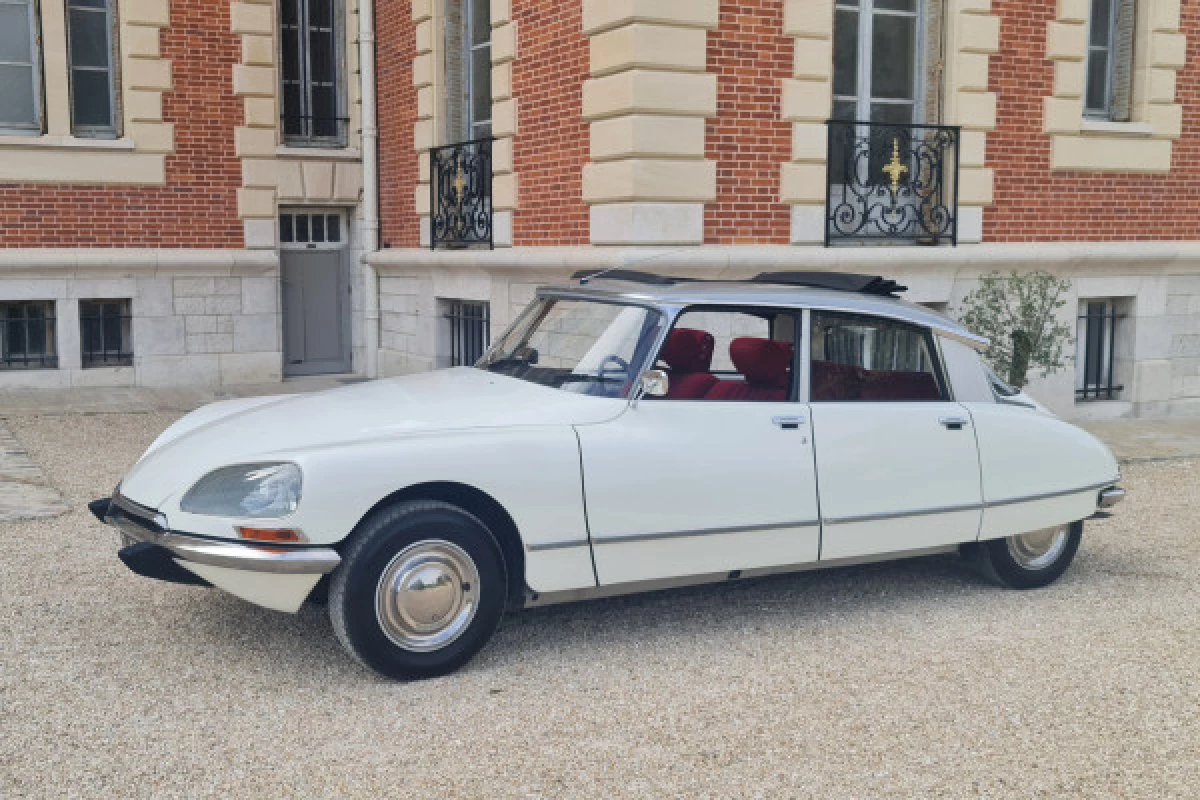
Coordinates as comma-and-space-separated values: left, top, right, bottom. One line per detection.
180, 463, 302, 518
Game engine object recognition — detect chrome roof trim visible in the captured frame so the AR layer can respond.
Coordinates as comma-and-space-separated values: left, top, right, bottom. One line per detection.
538, 281, 990, 351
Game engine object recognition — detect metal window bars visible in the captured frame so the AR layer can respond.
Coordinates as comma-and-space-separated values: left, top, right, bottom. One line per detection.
1076, 304, 1125, 401
825, 120, 960, 246
0, 302, 58, 370
430, 138, 494, 250
80, 299, 133, 368
444, 301, 490, 367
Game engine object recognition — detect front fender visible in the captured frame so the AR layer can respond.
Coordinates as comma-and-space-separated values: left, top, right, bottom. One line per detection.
157, 426, 596, 594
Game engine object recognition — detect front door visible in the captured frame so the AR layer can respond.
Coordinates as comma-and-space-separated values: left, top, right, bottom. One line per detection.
808, 311, 982, 560
280, 211, 352, 376
577, 308, 821, 586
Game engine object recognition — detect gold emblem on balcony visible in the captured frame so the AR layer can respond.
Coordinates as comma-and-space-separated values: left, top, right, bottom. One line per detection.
882, 138, 908, 192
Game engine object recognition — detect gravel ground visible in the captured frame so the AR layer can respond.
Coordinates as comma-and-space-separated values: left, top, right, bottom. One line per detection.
1, 412, 1197, 798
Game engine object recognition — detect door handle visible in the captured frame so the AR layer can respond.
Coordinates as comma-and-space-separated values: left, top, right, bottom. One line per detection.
772, 415, 806, 430
939, 416, 970, 430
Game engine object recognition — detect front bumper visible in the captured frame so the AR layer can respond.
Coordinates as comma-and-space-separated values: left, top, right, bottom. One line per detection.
91, 494, 341, 576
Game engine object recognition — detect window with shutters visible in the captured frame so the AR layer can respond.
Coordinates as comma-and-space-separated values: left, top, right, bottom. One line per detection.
1084, 0, 1136, 121
280, 0, 347, 146
67, 0, 119, 138
444, 0, 491, 143
0, 0, 43, 135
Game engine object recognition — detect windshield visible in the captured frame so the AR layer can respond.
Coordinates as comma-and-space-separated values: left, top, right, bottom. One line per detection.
477, 297, 666, 397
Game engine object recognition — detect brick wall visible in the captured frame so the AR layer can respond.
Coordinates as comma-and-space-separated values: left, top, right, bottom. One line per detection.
985, 1, 1200, 241
511, 0, 590, 246
0, 0, 243, 249
377, 0, 420, 249
704, 0, 792, 245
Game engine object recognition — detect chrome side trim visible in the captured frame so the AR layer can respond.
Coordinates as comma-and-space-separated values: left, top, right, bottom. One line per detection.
824, 502, 982, 526
985, 480, 1119, 509
592, 519, 820, 547
527, 540, 591, 553
525, 545, 960, 607
105, 493, 340, 576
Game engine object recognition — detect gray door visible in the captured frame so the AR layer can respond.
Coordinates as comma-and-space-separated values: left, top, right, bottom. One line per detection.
281, 247, 351, 376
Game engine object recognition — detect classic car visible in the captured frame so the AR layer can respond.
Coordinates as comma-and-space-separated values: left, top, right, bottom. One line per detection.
91, 271, 1125, 680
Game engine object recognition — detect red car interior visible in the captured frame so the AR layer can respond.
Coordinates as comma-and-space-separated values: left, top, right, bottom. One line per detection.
658, 328, 719, 400
811, 359, 941, 402
705, 338, 794, 402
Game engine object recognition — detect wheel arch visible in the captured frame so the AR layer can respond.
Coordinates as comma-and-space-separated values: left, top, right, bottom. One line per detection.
352, 481, 527, 609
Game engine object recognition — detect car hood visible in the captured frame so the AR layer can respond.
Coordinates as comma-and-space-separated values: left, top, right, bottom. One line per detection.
120, 368, 623, 508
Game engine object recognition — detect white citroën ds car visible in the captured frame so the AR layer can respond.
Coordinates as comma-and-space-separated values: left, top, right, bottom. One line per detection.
92, 271, 1126, 680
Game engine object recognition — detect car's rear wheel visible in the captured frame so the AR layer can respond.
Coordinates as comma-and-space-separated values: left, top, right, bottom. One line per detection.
975, 521, 1083, 589
329, 500, 507, 680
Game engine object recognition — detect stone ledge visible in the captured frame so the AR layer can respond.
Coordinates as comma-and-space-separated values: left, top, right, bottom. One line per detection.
368, 242, 1200, 276
0, 250, 280, 276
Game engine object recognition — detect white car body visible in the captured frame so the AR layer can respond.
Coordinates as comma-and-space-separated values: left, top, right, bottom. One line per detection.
98, 279, 1123, 621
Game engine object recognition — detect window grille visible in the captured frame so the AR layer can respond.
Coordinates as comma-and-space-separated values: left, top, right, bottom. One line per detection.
0, 0, 43, 135
280, 0, 347, 146
1075, 300, 1125, 400
80, 299, 133, 368
66, 0, 119, 138
0, 301, 57, 370
444, 301, 490, 367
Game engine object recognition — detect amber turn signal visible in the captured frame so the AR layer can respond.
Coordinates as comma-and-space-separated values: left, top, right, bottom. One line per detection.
237, 527, 302, 544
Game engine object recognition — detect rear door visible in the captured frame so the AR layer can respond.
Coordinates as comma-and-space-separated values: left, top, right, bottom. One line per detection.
808, 311, 982, 560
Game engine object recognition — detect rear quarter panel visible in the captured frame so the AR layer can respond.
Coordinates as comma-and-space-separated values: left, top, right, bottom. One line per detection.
968, 404, 1120, 540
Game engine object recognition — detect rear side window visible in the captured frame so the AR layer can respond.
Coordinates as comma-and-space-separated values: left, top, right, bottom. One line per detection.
810, 312, 946, 402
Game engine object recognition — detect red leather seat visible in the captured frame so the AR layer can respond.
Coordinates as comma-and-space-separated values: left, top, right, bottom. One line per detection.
658, 328, 718, 400
861, 369, 941, 401
706, 338, 793, 402
811, 359, 867, 401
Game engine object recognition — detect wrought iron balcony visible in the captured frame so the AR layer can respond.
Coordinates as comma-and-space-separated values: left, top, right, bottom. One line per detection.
825, 120, 960, 247
430, 138, 494, 250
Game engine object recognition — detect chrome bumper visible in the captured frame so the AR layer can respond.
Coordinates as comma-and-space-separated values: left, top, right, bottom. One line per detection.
1098, 486, 1126, 509
95, 494, 341, 576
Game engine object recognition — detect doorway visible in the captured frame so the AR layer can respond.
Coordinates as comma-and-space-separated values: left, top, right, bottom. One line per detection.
280, 210, 352, 376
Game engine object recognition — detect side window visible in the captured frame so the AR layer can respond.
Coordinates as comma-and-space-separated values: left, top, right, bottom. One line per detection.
652, 308, 796, 402
810, 312, 946, 402
0, 0, 43, 135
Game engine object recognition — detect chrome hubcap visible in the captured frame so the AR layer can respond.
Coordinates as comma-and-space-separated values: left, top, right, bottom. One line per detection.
1007, 525, 1070, 570
375, 540, 480, 652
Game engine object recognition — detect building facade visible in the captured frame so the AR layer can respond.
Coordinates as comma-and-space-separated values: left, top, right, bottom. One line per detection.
371, 0, 1200, 420
0, 0, 367, 387
0, 0, 1198, 421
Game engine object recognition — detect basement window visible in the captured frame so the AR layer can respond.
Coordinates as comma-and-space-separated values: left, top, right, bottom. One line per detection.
80, 298, 133, 368
0, 301, 57, 369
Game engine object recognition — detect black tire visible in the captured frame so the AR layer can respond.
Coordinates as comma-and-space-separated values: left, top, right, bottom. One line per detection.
329, 499, 507, 680
975, 520, 1083, 589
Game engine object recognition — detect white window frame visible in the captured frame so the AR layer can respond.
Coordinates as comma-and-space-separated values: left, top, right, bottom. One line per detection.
832, 0, 926, 125
66, 0, 119, 138
0, 0, 44, 136
464, 0, 491, 140
1084, 0, 1118, 119
279, 0, 347, 147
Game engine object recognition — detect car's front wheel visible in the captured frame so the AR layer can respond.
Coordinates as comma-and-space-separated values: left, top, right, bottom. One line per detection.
974, 521, 1083, 589
329, 500, 507, 680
